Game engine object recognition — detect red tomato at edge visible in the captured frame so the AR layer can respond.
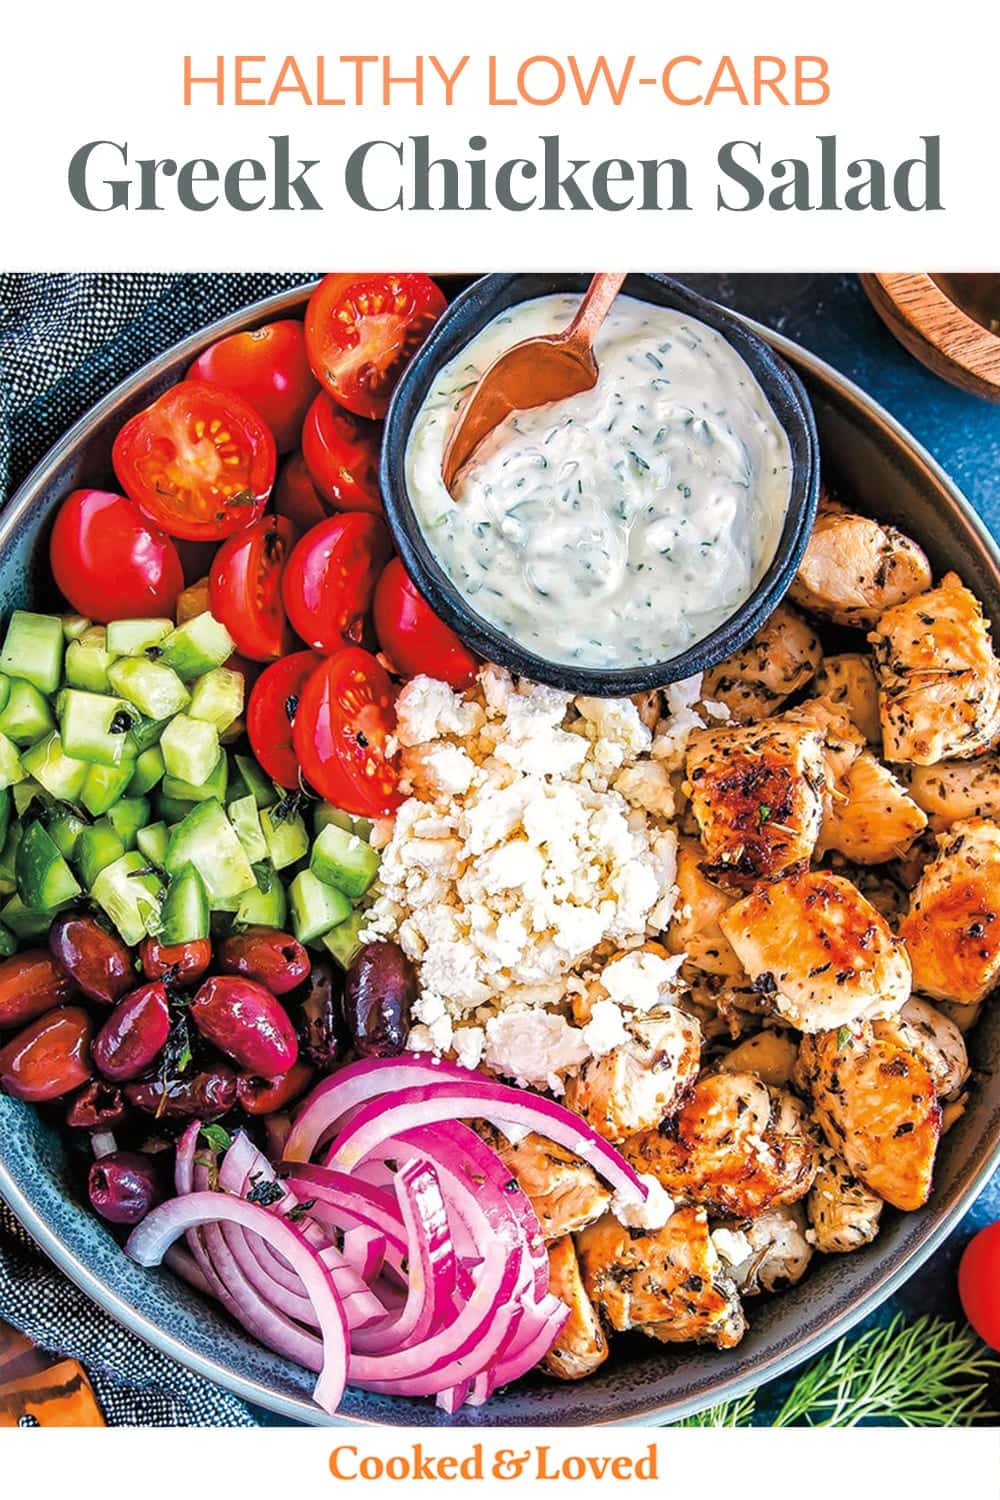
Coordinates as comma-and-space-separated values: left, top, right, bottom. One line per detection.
247, 651, 320, 789
301, 393, 383, 516
959, 1222, 1000, 1349
281, 514, 393, 656
274, 453, 330, 532
209, 514, 298, 662
293, 648, 401, 818
188, 320, 319, 454
373, 558, 478, 688
49, 489, 184, 623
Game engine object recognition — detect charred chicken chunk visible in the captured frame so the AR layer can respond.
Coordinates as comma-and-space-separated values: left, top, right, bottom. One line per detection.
717, 1028, 800, 1088
810, 653, 882, 746
477, 1127, 611, 1240
898, 817, 1000, 1005
685, 719, 826, 888
666, 837, 743, 978
869, 573, 1000, 764
806, 1147, 884, 1255
576, 1206, 746, 1349
719, 869, 912, 1033
905, 758, 1000, 832
819, 751, 928, 865
790, 495, 932, 628
563, 1010, 702, 1144
700, 603, 822, 724
873, 995, 970, 1102
795, 1023, 941, 1212
541, 1235, 609, 1380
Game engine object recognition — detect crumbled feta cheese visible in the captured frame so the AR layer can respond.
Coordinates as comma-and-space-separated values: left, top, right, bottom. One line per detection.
582, 999, 629, 1056
711, 1227, 754, 1268
600, 950, 686, 1012
483, 1010, 589, 1093
612, 1173, 675, 1231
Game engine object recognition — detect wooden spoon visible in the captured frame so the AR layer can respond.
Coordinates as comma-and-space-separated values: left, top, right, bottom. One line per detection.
441, 272, 627, 495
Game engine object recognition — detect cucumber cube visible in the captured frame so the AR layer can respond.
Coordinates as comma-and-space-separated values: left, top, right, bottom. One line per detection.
136, 821, 170, 871
91, 851, 166, 946
22, 733, 89, 802
321, 907, 367, 969
0, 680, 56, 745
81, 755, 138, 817
228, 794, 269, 864
0, 788, 8, 853
0, 677, 9, 716
0, 731, 24, 791
0, 923, 16, 958
65, 627, 116, 693
16, 821, 82, 910
127, 745, 166, 797
75, 819, 127, 888
106, 617, 174, 656
46, 807, 88, 862
311, 822, 379, 899
161, 750, 229, 806
156, 793, 196, 824
289, 869, 352, 945
232, 753, 279, 809
0, 611, 63, 694
62, 614, 92, 642
106, 796, 151, 851
160, 715, 220, 787
314, 802, 374, 842
108, 658, 190, 720
164, 799, 255, 906
12, 780, 44, 818
260, 807, 310, 870
234, 867, 288, 928
128, 717, 169, 755
59, 690, 139, 768
159, 612, 235, 681
0, 823, 22, 886
160, 863, 211, 945
2, 894, 54, 941
188, 667, 244, 732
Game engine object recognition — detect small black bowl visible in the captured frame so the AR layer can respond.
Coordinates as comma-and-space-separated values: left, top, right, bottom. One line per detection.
380, 272, 821, 696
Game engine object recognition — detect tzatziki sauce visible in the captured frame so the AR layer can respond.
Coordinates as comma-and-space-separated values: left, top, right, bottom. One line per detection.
405, 293, 792, 669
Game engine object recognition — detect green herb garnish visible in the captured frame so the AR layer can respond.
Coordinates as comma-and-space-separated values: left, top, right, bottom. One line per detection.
199, 1124, 232, 1154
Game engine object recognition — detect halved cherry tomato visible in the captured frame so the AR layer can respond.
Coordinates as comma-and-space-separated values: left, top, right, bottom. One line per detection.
247, 650, 319, 788
187, 320, 319, 453
374, 557, 478, 689
49, 489, 184, 623
293, 648, 401, 817
281, 514, 393, 655
305, 274, 446, 420
112, 380, 277, 541
959, 1221, 1000, 1349
301, 394, 382, 515
209, 514, 298, 662
274, 452, 330, 531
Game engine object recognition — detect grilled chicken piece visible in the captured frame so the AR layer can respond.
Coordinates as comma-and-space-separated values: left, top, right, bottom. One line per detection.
783, 697, 865, 796
810, 653, 882, 745
541, 1236, 609, 1380
477, 1127, 611, 1240
820, 855, 910, 927
806, 1147, 884, 1255
666, 837, 743, 978
717, 1028, 799, 1088
869, 573, 1000, 764
700, 604, 822, 724
576, 1206, 746, 1349
632, 690, 663, 732
625, 1072, 816, 1219
795, 1024, 941, 1211
685, 719, 826, 889
873, 996, 970, 1101
935, 998, 983, 1035
898, 817, 1000, 1005
905, 758, 1000, 832
563, 1010, 702, 1143
820, 751, 928, 865
712, 1204, 813, 1295
720, 869, 912, 1032
790, 496, 932, 628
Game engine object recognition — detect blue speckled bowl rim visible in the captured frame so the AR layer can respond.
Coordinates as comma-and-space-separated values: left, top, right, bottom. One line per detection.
0, 281, 997, 1428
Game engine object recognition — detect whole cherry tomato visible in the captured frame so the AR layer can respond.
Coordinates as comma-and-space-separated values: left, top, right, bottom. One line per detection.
274, 452, 330, 531
209, 514, 298, 662
113, 380, 276, 541
49, 489, 184, 623
281, 514, 393, 655
293, 648, 401, 818
187, 319, 319, 453
301, 394, 382, 515
373, 557, 479, 689
959, 1222, 1000, 1349
247, 650, 319, 788
305, 273, 446, 420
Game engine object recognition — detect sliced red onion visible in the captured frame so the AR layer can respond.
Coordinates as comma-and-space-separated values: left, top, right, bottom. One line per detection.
343, 1226, 387, 1282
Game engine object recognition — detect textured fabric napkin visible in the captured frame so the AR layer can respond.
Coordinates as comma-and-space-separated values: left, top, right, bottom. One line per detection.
0, 271, 313, 1425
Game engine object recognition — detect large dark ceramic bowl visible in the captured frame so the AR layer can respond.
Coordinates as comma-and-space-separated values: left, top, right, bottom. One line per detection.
380, 272, 821, 697
0, 283, 998, 1427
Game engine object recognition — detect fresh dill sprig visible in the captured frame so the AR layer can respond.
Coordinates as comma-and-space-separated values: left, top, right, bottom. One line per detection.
671, 1392, 756, 1427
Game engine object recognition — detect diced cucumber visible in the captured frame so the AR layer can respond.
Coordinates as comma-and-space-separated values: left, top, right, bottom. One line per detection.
0, 922, 16, 958
76, 820, 127, 888
164, 799, 255, 906
0, 823, 23, 886
0, 677, 9, 715
59, 690, 139, 768
106, 617, 174, 657
160, 715, 220, 787
16, 821, 82, 909
0, 731, 24, 791
289, 869, 352, 945
62, 614, 91, 642
158, 612, 235, 681
160, 863, 211, 944
2, 894, 53, 940
188, 667, 244, 732
156, 792, 196, 824
0, 789, 9, 856
81, 756, 137, 817
0, 611, 63, 694
12, 779, 44, 817
161, 751, 228, 806
314, 802, 374, 842
108, 658, 190, 720
45, 806, 88, 862
107, 796, 151, 851
234, 866, 288, 928
228, 794, 268, 864
128, 717, 168, 755
22, 733, 88, 802
65, 627, 116, 693
127, 744, 166, 797
232, 753, 279, 809
311, 822, 379, 899
260, 807, 309, 871
136, 821, 170, 871
91, 851, 166, 946
0, 679, 55, 745
322, 908, 368, 969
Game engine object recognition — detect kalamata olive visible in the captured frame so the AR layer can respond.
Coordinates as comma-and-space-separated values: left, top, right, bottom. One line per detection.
66, 1079, 128, 1129
49, 913, 132, 1006
88, 1151, 162, 1225
190, 975, 299, 1074
0, 1007, 93, 1101
295, 956, 347, 1071
125, 1064, 237, 1120
217, 927, 311, 995
237, 1059, 315, 1115
139, 936, 212, 986
343, 941, 415, 1059
92, 982, 171, 1083
0, 950, 76, 1030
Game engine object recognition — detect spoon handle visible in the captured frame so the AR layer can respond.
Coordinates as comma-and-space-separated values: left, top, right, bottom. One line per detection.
564, 272, 628, 350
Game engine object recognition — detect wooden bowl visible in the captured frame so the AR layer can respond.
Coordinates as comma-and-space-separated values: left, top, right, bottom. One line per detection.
861, 272, 1000, 402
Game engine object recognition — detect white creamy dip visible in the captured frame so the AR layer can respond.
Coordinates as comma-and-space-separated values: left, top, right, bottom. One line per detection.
405, 294, 793, 669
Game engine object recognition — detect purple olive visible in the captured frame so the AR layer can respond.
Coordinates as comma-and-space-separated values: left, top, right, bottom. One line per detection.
217, 928, 310, 995
295, 957, 347, 1071
190, 976, 298, 1074
66, 1079, 128, 1130
125, 1065, 237, 1121
92, 983, 171, 1083
343, 941, 415, 1059
49, 914, 132, 1006
88, 1151, 162, 1225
